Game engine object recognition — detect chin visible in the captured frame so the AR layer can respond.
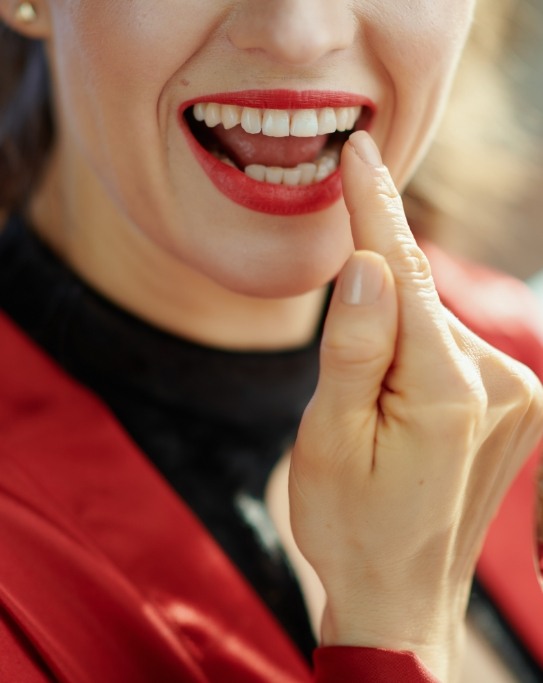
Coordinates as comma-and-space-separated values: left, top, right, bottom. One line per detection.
134, 170, 354, 300
203, 232, 353, 299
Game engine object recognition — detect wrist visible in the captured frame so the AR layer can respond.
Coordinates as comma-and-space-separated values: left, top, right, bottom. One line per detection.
320, 600, 466, 682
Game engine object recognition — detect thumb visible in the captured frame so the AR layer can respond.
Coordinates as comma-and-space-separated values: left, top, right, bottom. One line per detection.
314, 250, 397, 419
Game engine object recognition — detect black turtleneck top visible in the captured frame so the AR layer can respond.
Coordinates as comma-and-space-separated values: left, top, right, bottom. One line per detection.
0, 213, 320, 660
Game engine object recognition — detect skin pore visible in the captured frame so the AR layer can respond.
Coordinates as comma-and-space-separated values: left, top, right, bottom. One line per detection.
4, 0, 475, 349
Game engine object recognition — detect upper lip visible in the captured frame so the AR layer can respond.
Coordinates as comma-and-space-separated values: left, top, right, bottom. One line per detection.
179, 89, 376, 114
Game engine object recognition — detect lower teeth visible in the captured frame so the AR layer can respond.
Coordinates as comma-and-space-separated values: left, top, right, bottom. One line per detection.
211, 150, 339, 186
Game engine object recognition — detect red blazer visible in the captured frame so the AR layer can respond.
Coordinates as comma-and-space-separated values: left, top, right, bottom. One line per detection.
0, 245, 541, 682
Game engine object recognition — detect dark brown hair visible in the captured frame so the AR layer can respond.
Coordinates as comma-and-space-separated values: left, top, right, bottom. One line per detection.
0, 22, 52, 211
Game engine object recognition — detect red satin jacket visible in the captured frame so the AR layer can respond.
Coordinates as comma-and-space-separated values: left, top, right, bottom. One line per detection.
0, 243, 542, 683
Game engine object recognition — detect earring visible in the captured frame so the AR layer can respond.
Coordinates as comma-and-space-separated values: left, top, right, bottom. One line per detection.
15, 2, 37, 23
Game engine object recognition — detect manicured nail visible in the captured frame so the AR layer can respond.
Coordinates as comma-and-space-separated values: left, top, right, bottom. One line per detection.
348, 131, 382, 167
341, 254, 385, 305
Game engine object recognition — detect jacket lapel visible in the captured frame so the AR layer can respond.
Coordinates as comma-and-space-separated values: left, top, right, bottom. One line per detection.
0, 312, 309, 683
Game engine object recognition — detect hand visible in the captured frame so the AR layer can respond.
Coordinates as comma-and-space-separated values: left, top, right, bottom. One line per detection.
288, 131, 543, 680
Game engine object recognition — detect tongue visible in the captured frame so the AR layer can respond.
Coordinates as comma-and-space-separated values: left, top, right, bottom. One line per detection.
211, 125, 329, 168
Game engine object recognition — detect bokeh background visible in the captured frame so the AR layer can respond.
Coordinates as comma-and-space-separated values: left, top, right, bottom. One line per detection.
502, 0, 543, 282
407, 0, 543, 290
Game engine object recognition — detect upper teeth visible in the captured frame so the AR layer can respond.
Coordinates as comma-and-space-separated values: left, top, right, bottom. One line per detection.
193, 102, 361, 138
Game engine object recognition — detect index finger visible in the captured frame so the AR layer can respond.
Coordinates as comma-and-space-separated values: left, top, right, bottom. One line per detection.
341, 131, 463, 399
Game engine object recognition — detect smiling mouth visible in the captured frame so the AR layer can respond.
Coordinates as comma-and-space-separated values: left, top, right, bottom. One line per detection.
184, 101, 373, 186
178, 90, 375, 215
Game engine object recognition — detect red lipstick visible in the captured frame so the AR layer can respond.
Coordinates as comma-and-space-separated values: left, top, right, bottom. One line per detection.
178, 90, 375, 216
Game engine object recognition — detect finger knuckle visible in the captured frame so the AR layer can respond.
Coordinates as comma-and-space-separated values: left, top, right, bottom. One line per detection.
498, 357, 542, 408
375, 168, 401, 201
450, 390, 488, 435
511, 364, 543, 419
460, 384, 488, 420
387, 239, 434, 287
432, 359, 488, 429
479, 352, 543, 440
450, 361, 488, 407
321, 334, 385, 379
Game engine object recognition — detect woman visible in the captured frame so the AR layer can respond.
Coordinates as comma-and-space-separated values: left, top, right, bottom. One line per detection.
0, 1, 542, 682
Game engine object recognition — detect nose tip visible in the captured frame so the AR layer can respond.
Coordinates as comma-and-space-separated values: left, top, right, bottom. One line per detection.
228, 1, 355, 67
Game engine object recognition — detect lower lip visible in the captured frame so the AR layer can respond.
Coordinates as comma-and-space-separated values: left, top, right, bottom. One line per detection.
178, 115, 343, 216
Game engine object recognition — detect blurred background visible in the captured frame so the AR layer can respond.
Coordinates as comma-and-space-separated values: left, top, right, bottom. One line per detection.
498, 0, 543, 283
406, 0, 543, 295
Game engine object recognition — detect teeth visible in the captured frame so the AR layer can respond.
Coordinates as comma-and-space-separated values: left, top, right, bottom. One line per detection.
241, 107, 262, 134
290, 110, 319, 137
242, 150, 339, 187
245, 164, 267, 182
334, 107, 360, 132
193, 103, 362, 138
200, 101, 349, 185
317, 108, 338, 135
265, 167, 284, 184
193, 103, 207, 122
221, 104, 242, 130
283, 168, 302, 186
218, 155, 237, 169
298, 163, 319, 186
204, 103, 222, 128
262, 109, 290, 138
315, 162, 332, 182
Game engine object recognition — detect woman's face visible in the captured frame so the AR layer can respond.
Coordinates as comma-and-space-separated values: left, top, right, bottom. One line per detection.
41, 0, 475, 297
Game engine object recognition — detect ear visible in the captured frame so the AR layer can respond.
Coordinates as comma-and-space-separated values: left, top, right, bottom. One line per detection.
0, 1, 51, 39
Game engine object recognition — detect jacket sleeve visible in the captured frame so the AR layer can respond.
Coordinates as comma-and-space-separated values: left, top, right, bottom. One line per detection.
313, 646, 439, 682
0, 613, 53, 683
0, 618, 441, 683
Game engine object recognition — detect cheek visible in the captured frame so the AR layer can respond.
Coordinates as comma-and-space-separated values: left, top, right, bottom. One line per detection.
55, 0, 211, 84
46, 1, 217, 225
360, 0, 475, 185
47, 1, 219, 156
364, 0, 475, 84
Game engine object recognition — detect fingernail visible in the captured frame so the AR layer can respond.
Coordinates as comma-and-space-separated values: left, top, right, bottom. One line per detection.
348, 131, 382, 167
341, 254, 385, 305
